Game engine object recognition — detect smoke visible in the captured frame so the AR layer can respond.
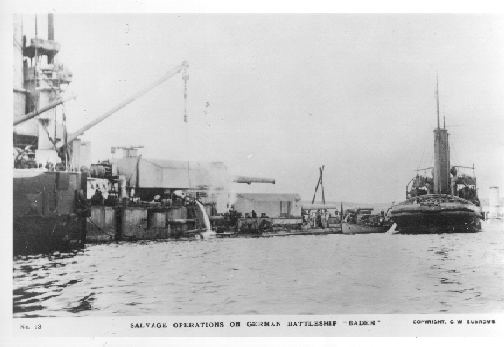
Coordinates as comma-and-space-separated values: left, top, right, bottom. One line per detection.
227, 190, 238, 208
194, 161, 232, 213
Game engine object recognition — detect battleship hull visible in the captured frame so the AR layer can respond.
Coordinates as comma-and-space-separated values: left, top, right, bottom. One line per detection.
13, 214, 86, 255
13, 169, 87, 255
390, 194, 482, 234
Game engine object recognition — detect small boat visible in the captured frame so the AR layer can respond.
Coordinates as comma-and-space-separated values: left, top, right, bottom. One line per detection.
341, 208, 390, 234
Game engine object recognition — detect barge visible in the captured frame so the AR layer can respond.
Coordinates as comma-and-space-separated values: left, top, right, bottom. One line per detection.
341, 207, 390, 234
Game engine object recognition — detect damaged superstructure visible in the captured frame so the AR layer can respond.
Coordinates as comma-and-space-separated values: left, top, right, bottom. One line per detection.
84, 146, 277, 241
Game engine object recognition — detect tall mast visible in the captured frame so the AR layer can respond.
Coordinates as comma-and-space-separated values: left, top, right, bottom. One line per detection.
48, 14, 55, 64
436, 73, 440, 130
433, 74, 450, 194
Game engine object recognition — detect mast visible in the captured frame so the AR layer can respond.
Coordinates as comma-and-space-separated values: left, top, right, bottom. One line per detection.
436, 74, 440, 129
432, 76, 451, 194
48, 14, 55, 64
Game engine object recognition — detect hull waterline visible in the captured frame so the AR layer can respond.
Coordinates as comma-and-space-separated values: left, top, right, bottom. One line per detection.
390, 194, 483, 234
341, 222, 389, 234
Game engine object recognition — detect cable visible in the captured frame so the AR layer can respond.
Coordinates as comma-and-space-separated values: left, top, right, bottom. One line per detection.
183, 68, 189, 124
183, 67, 192, 189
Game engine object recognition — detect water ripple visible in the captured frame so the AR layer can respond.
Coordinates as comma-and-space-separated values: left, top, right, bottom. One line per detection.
12, 221, 504, 317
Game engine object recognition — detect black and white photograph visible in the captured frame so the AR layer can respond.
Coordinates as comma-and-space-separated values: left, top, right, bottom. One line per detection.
4, 3, 504, 339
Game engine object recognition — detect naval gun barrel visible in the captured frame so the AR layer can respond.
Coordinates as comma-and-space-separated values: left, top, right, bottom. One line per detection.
301, 203, 340, 210
13, 94, 76, 126
233, 176, 276, 184
59, 61, 189, 148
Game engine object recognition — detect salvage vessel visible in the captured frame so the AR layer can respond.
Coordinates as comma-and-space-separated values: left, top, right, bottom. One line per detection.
13, 14, 89, 255
12, 15, 190, 254
389, 79, 483, 233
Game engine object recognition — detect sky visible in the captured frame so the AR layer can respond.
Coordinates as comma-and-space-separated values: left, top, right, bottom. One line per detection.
19, 14, 504, 203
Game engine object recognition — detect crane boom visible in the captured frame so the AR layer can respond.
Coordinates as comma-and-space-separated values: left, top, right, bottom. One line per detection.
13, 94, 76, 126
58, 60, 189, 148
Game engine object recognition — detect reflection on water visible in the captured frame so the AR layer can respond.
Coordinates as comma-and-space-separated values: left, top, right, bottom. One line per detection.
13, 221, 504, 317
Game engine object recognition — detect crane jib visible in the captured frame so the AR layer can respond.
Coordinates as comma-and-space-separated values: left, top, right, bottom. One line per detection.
58, 61, 189, 149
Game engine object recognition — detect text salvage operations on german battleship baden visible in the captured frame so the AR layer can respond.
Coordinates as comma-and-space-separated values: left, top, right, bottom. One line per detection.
11, 13, 504, 336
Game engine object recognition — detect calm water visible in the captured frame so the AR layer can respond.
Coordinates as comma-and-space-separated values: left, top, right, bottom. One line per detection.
13, 222, 504, 317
